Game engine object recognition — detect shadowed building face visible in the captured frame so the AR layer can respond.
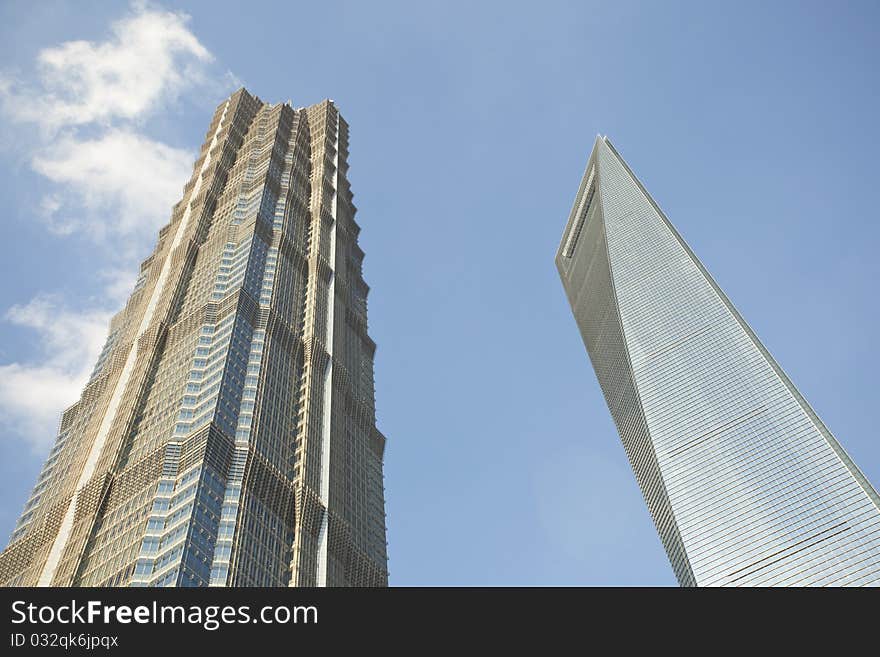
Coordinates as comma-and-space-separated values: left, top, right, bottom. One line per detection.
556, 136, 880, 586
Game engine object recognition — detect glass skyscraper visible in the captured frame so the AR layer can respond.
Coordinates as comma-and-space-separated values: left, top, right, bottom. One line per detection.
556, 136, 880, 586
0, 88, 388, 587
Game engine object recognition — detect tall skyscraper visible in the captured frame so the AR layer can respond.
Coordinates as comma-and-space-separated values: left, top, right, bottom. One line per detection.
556, 136, 880, 586
0, 89, 388, 587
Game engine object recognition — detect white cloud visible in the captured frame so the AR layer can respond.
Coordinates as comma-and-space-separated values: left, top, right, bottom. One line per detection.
38, 194, 61, 217
0, 296, 112, 452
36, 193, 76, 236
32, 129, 193, 241
0, 2, 221, 245
2, 2, 212, 132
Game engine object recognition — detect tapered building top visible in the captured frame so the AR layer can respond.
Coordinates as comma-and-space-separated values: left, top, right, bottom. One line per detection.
557, 136, 880, 586
1, 88, 388, 587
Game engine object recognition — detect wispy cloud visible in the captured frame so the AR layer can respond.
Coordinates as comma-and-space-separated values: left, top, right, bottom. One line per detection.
32, 129, 194, 241
0, 2, 222, 245
0, 2, 232, 451
1, 2, 213, 132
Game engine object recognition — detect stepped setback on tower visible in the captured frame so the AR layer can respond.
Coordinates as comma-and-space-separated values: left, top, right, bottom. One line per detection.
1, 89, 388, 587
556, 136, 880, 586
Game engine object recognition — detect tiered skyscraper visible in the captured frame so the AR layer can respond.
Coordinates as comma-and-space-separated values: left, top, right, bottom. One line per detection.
0, 89, 388, 587
557, 136, 880, 586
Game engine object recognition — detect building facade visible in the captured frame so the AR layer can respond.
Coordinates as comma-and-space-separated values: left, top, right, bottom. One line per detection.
0, 89, 388, 587
556, 136, 880, 586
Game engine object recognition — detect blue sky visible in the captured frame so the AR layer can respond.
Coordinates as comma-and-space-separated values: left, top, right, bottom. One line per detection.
0, 0, 878, 586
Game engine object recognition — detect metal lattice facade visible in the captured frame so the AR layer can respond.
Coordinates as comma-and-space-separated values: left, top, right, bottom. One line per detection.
0, 88, 388, 587
557, 136, 880, 586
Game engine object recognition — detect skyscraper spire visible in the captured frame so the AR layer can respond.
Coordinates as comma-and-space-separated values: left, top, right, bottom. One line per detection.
557, 136, 880, 586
